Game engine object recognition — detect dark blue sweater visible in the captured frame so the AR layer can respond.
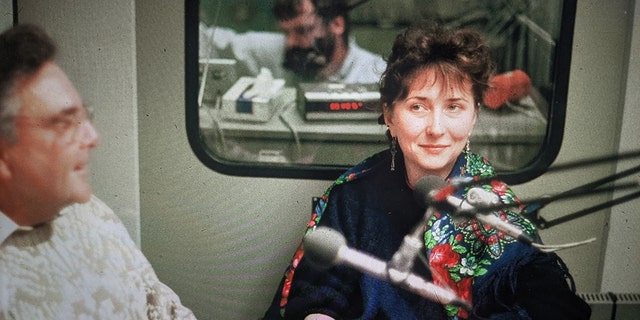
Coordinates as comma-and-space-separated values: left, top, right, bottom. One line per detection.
264, 150, 591, 320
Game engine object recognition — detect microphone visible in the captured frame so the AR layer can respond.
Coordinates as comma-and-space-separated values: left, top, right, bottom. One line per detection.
414, 176, 534, 244
383, 176, 460, 283
386, 206, 435, 284
303, 226, 471, 309
414, 166, 640, 230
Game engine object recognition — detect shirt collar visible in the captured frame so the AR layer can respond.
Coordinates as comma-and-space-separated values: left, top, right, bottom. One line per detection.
0, 210, 35, 244
327, 37, 359, 83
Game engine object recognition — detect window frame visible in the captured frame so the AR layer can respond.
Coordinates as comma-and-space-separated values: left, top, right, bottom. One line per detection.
185, 0, 577, 184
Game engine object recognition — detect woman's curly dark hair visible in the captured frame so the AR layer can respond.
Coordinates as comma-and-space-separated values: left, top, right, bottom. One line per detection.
379, 20, 495, 110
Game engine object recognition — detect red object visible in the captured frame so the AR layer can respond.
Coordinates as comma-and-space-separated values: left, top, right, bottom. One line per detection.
483, 70, 532, 109
432, 185, 456, 203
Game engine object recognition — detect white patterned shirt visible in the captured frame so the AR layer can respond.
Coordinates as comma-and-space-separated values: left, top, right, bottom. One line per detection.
0, 196, 196, 320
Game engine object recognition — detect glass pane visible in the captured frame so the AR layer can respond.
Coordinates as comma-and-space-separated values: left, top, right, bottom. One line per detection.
186, 0, 576, 183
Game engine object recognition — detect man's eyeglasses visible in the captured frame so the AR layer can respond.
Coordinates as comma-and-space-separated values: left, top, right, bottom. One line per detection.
15, 105, 95, 142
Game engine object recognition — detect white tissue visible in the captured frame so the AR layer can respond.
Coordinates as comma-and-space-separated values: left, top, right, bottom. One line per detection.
242, 68, 276, 99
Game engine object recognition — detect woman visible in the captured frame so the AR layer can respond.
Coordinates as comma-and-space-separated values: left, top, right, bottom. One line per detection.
264, 20, 590, 320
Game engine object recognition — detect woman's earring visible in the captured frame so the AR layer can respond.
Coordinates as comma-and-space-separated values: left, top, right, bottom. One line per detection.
464, 140, 471, 172
390, 137, 398, 172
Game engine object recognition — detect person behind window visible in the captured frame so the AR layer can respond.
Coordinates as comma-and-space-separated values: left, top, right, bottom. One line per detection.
262, 20, 591, 320
0, 24, 196, 319
199, 0, 386, 84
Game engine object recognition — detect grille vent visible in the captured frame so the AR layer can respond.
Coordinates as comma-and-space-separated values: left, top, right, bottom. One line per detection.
577, 292, 640, 320
616, 293, 640, 320
578, 292, 614, 320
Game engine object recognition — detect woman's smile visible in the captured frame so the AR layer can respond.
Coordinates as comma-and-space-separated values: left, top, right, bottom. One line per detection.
420, 143, 449, 154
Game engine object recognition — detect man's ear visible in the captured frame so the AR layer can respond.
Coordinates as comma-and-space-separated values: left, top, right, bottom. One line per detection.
0, 146, 11, 180
329, 16, 345, 36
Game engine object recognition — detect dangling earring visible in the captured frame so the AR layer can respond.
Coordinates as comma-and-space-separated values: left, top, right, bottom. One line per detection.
390, 136, 398, 171
464, 139, 471, 172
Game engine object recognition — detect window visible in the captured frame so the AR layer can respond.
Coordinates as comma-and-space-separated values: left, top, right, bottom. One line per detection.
186, 0, 576, 184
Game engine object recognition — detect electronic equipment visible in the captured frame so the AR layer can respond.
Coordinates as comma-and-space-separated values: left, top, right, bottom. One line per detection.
199, 58, 237, 104
221, 76, 288, 123
298, 82, 380, 121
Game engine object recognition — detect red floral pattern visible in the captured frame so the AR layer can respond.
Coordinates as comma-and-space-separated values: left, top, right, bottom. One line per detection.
422, 153, 537, 319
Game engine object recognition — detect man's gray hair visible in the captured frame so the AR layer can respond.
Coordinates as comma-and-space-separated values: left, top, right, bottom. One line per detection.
0, 24, 57, 141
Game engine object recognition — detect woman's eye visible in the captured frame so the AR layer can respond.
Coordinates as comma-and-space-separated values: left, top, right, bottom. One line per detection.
447, 104, 462, 112
411, 104, 425, 111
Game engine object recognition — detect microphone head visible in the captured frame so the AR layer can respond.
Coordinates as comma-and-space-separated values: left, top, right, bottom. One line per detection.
303, 226, 346, 269
413, 175, 447, 208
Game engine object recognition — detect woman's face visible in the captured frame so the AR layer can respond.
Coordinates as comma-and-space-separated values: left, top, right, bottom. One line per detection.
384, 67, 477, 186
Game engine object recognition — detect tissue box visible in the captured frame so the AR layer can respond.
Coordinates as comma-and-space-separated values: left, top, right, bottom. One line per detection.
221, 76, 286, 122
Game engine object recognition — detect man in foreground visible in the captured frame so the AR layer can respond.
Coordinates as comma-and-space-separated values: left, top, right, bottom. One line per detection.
0, 24, 196, 319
